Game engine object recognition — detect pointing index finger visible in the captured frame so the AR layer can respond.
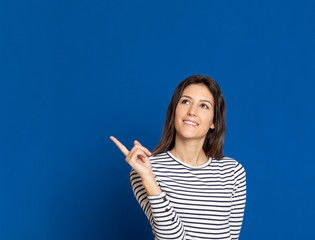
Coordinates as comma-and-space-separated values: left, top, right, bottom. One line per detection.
110, 136, 130, 156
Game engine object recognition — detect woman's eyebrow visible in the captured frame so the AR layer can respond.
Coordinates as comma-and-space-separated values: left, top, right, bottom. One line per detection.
181, 95, 213, 106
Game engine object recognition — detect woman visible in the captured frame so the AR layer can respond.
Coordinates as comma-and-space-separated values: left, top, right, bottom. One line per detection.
110, 75, 246, 240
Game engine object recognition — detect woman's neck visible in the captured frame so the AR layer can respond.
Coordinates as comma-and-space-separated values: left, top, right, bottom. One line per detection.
169, 136, 208, 167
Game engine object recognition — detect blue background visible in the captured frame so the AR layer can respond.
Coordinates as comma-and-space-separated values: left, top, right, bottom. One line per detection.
1, 0, 314, 239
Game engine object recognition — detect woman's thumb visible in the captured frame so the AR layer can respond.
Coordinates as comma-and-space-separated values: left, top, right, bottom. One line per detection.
134, 140, 142, 146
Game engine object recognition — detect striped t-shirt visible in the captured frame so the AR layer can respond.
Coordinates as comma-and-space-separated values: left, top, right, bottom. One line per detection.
130, 151, 246, 240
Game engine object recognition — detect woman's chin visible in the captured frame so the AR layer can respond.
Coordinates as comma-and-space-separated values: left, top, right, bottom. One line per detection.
177, 133, 205, 141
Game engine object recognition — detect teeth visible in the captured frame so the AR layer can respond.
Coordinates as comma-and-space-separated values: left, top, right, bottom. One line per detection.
184, 121, 198, 126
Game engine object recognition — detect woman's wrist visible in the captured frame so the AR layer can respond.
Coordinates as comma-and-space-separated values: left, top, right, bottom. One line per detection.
141, 173, 162, 196
140, 172, 155, 182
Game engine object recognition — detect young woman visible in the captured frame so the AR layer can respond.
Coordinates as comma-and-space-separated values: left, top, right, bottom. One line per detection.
110, 75, 246, 240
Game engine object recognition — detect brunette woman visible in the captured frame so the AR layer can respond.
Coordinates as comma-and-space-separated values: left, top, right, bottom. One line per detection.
110, 75, 246, 240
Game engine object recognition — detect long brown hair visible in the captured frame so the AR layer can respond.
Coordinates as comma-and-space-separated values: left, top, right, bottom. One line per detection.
152, 75, 226, 159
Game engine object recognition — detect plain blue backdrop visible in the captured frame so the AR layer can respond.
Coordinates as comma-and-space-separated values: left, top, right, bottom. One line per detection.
1, 0, 314, 239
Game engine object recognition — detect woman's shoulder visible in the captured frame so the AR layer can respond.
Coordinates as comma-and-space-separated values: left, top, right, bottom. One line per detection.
149, 152, 171, 162
150, 152, 169, 160
212, 156, 245, 170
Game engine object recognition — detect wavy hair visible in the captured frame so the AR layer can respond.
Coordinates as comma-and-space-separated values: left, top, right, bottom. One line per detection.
152, 75, 226, 159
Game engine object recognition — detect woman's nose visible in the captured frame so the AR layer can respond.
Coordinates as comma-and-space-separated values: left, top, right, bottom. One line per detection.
187, 105, 197, 116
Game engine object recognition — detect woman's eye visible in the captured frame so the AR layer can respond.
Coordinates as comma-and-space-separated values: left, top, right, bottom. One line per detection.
181, 99, 190, 104
201, 104, 209, 109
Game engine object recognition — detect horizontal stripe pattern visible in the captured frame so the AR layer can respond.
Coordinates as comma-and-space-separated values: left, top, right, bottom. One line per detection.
130, 152, 246, 240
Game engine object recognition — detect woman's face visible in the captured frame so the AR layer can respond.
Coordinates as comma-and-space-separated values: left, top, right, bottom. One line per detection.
174, 84, 215, 141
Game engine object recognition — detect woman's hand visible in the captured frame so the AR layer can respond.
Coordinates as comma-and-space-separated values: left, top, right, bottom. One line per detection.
110, 136, 153, 178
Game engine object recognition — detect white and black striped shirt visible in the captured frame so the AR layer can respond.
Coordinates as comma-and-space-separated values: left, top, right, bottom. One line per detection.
130, 151, 246, 240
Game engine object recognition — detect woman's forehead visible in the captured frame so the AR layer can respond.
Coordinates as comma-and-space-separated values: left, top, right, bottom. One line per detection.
182, 84, 214, 101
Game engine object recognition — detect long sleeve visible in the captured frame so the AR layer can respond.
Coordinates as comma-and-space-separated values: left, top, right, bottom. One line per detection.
229, 163, 247, 240
130, 169, 186, 240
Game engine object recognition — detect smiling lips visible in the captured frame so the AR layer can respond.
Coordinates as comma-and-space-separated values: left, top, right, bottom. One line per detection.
183, 120, 199, 126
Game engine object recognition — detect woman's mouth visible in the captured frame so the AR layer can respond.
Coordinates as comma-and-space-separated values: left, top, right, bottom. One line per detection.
183, 120, 199, 126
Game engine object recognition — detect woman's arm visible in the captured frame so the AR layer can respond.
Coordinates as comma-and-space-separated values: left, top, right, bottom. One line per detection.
141, 173, 162, 195
230, 162, 247, 240
110, 136, 187, 239
130, 169, 186, 240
